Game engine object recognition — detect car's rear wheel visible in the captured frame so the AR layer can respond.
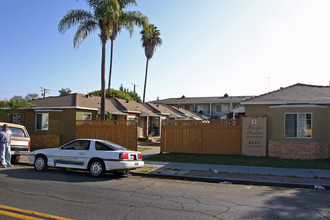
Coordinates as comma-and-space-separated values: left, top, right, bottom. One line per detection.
34, 155, 48, 171
11, 155, 20, 164
89, 159, 105, 177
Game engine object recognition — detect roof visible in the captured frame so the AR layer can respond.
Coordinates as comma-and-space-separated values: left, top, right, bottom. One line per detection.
151, 95, 252, 105
242, 83, 330, 105
146, 103, 185, 118
169, 106, 207, 120
115, 98, 159, 117
29, 93, 127, 115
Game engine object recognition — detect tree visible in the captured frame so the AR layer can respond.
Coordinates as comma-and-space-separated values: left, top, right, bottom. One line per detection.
0, 99, 35, 115
25, 93, 39, 100
58, 0, 120, 120
107, 0, 148, 97
59, 88, 72, 96
90, 85, 141, 102
11, 95, 24, 101
140, 24, 162, 103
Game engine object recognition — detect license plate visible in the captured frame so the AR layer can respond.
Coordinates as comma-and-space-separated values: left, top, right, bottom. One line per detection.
135, 163, 139, 165
131, 156, 134, 160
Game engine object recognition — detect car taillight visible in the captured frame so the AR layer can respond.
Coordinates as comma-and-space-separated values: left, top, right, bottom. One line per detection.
138, 154, 142, 160
28, 141, 31, 150
119, 153, 129, 160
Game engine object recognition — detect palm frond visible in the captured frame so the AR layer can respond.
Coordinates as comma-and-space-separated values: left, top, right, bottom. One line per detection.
118, 0, 137, 9
73, 20, 98, 48
95, 0, 120, 21
120, 10, 149, 37
58, 9, 94, 33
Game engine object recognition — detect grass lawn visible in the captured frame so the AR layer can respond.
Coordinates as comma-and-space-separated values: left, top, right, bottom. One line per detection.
146, 153, 330, 170
137, 147, 152, 152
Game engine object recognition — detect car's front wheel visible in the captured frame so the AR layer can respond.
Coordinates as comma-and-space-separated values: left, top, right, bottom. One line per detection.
34, 155, 48, 171
89, 159, 105, 177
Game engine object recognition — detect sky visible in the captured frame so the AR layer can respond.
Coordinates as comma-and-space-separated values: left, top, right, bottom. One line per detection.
1, 0, 330, 101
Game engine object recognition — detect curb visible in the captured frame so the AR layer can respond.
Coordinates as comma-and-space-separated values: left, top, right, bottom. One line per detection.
132, 172, 330, 190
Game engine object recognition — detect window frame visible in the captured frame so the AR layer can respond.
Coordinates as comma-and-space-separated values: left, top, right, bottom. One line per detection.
35, 113, 49, 131
61, 140, 90, 150
284, 112, 312, 139
12, 113, 23, 124
83, 113, 92, 120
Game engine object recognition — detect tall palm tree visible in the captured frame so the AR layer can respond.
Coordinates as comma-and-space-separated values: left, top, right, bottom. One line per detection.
107, 0, 149, 97
58, 0, 120, 120
140, 24, 162, 103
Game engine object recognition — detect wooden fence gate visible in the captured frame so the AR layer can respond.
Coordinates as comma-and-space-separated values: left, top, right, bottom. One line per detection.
76, 120, 137, 151
161, 119, 242, 155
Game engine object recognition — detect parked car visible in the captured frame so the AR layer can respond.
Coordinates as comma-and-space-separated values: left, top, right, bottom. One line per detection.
28, 139, 144, 177
0, 122, 31, 164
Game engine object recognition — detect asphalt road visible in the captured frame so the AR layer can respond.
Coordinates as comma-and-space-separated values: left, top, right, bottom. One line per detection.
0, 164, 329, 220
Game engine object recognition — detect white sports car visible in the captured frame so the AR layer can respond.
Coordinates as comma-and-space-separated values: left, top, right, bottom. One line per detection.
28, 139, 144, 177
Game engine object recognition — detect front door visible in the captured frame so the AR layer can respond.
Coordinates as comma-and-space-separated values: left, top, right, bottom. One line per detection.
139, 117, 145, 137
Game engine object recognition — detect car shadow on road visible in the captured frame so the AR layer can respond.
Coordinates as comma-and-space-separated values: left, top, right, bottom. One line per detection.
0, 165, 130, 183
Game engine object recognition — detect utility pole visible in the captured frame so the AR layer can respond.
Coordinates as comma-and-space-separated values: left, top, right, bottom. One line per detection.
40, 87, 50, 98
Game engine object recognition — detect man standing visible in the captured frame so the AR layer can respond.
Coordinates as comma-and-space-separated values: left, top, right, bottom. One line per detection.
0, 124, 13, 168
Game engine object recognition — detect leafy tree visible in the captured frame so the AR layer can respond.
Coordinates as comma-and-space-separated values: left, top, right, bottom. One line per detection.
58, 0, 120, 120
0, 100, 8, 108
59, 88, 72, 96
107, 0, 149, 97
25, 93, 39, 100
90, 85, 141, 102
11, 95, 24, 101
0, 99, 35, 115
140, 24, 162, 103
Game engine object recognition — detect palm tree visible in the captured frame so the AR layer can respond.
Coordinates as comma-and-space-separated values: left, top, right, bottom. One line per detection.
140, 24, 162, 103
107, 0, 149, 97
58, 0, 120, 120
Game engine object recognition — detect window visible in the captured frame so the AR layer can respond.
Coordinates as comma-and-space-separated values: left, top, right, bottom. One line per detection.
36, 113, 49, 130
285, 113, 312, 138
8, 127, 26, 137
196, 105, 204, 112
12, 113, 23, 124
61, 140, 90, 150
96, 140, 126, 151
95, 141, 115, 151
216, 105, 221, 112
83, 113, 91, 120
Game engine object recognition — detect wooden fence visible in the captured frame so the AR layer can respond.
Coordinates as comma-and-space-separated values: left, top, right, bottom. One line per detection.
161, 119, 242, 155
76, 120, 137, 151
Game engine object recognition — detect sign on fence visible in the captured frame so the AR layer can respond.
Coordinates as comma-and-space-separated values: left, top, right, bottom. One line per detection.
242, 117, 267, 156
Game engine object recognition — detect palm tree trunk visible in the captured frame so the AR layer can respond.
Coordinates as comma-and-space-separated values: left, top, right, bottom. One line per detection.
143, 58, 149, 103
107, 39, 114, 97
100, 41, 107, 120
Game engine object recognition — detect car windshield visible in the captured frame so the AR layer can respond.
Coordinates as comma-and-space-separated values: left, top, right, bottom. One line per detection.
98, 140, 127, 151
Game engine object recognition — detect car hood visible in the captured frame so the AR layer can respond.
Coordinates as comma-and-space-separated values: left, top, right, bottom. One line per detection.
31, 148, 59, 155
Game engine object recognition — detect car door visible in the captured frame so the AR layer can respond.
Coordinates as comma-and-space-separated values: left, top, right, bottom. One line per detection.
55, 140, 90, 168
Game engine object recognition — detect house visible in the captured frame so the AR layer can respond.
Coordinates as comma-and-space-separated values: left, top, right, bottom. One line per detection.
0, 93, 128, 146
152, 95, 252, 118
241, 83, 330, 159
114, 98, 161, 138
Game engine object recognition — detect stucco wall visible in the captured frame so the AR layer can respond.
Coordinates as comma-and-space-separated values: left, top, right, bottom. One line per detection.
245, 105, 328, 142
245, 104, 330, 158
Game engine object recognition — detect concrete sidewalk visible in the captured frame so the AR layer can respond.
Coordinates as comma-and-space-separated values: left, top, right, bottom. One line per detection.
132, 161, 330, 189
136, 147, 330, 189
